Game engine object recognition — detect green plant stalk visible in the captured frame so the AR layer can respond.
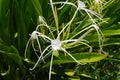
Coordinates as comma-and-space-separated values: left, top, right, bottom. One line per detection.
49, 0, 59, 35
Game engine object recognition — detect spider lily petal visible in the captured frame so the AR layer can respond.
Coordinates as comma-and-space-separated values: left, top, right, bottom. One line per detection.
31, 40, 39, 58
84, 9, 107, 23
52, 1, 77, 9
62, 39, 78, 43
57, 0, 68, 10
61, 48, 85, 65
91, 24, 104, 52
49, 51, 54, 80
24, 38, 31, 59
30, 45, 51, 70
39, 33, 53, 41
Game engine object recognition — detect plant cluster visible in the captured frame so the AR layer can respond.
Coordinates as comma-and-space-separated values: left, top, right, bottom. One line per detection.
0, 0, 120, 80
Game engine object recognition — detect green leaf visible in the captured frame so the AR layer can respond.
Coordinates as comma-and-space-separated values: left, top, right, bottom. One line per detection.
1, 65, 10, 76
86, 29, 120, 43
31, 0, 42, 15
103, 0, 115, 9
0, 43, 25, 79
103, 29, 120, 37
43, 52, 106, 68
0, 44, 24, 71
104, 58, 120, 64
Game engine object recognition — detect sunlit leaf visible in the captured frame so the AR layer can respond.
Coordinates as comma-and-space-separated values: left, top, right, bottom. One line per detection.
43, 52, 106, 68
103, 29, 120, 37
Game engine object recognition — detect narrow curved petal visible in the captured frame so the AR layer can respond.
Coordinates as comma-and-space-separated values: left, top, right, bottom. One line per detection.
62, 39, 78, 43
36, 36, 42, 53
36, 24, 55, 39
24, 38, 31, 59
41, 34, 53, 41
52, 2, 77, 9
30, 45, 51, 70
79, 41, 92, 52
84, 8, 107, 23
57, 8, 79, 39
31, 40, 39, 58
49, 51, 54, 80
61, 48, 80, 64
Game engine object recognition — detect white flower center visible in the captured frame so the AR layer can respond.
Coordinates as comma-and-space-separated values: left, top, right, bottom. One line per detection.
31, 31, 39, 39
78, 1, 86, 9
92, 24, 99, 30
95, 0, 100, 3
51, 39, 62, 50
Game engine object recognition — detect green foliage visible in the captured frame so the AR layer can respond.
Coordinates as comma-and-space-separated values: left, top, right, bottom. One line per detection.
43, 52, 106, 68
0, 0, 120, 80
0, 41, 25, 80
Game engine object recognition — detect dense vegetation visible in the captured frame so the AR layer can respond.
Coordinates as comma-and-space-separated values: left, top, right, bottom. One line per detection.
0, 0, 120, 80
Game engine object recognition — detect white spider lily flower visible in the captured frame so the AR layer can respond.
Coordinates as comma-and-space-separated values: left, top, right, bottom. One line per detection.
53, 0, 103, 35
26, 14, 95, 80
24, 31, 52, 59
24, 31, 42, 59
53, 0, 106, 23
29, 32, 87, 80
77, 1, 105, 23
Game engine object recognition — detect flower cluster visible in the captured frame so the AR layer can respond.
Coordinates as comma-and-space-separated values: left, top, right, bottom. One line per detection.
25, 0, 106, 80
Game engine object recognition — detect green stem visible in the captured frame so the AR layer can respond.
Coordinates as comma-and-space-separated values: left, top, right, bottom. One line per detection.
50, 0, 59, 35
